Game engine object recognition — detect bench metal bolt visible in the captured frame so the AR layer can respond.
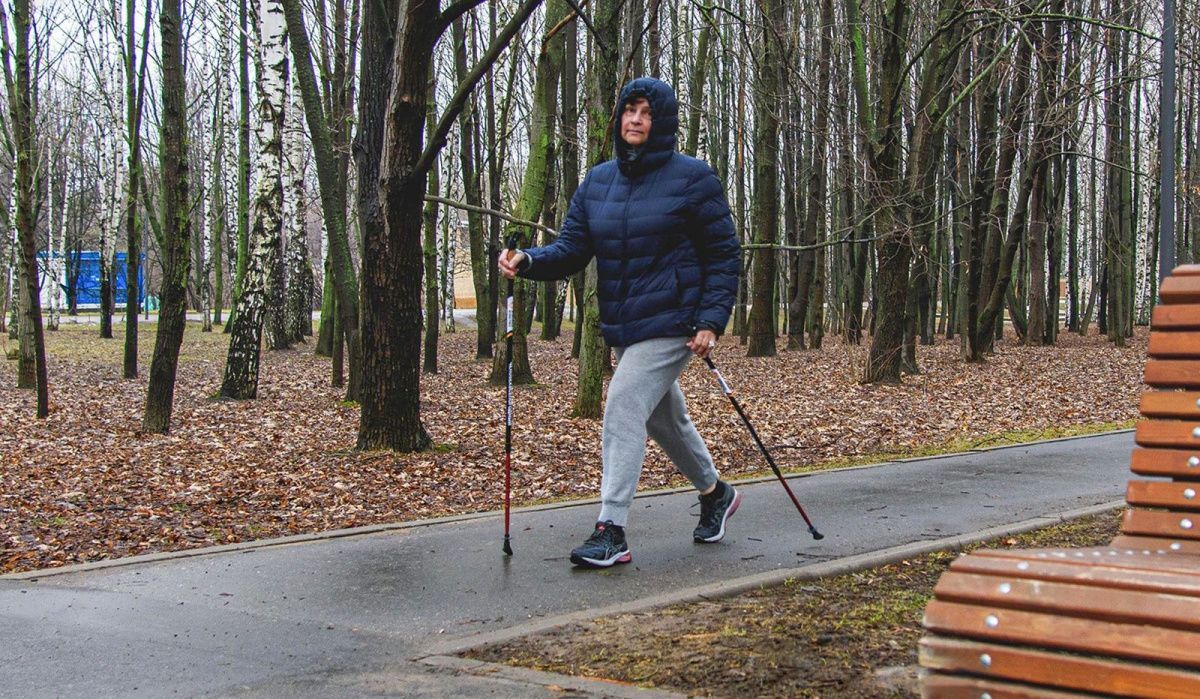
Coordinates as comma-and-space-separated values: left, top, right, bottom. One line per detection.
979, 653, 992, 668
1185, 488, 1196, 500
1190, 456, 1200, 468
985, 614, 999, 628
1182, 518, 1194, 530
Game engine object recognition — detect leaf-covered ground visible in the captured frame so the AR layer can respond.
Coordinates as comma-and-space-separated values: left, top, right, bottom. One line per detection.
1, 322, 1144, 573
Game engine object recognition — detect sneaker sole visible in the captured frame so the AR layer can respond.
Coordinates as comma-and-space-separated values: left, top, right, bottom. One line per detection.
570, 549, 632, 568
694, 490, 741, 543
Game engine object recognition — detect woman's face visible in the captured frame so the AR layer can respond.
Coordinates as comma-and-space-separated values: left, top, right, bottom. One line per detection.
621, 98, 653, 147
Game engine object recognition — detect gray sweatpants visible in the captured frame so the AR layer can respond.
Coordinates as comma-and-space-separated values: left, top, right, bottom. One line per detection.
598, 336, 721, 527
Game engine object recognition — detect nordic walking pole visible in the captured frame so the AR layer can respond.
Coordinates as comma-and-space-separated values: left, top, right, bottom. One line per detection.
703, 355, 824, 540
501, 234, 519, 556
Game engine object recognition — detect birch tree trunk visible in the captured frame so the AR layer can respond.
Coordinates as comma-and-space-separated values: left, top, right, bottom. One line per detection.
262, 13, 291, 352
284, 75, 313, 342
46, 157, 61, 332
221, 0, 287, 398
142, 0, 191, 432
213, 17, 234, 328
0, 218, 11, 337
98, 136, 118, 340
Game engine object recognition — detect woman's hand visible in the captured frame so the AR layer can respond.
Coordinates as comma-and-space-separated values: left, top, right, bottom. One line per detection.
498, 249, 526, 280
687, 329, 718, 358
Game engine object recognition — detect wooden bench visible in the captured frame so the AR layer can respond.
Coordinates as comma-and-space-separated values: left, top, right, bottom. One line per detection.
918, 266, 1200, 697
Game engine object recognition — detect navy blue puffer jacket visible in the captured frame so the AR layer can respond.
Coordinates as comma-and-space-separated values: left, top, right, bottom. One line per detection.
518, 77, 739, 348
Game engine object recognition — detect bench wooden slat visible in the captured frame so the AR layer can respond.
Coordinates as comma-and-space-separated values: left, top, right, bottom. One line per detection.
1152, 304, 1200, 329
1110, 535, 1200, 555
1145, 361, 1200, 389
1135, 419, 1200, 448
1123, 509, 1200, 540
923, 265, 1200, 696
1127, 481, 1200, 510
1160, 276, 1200, 304
954, 551, 1200, 594
932, 571, 1200, 630
1140, 392, 1200, 419
921, 674, 1099, 698
919, 636, 1200, 698
923, 599, 1200, 666
1131, 448, 1200, 477
1150, 332, 1200, 358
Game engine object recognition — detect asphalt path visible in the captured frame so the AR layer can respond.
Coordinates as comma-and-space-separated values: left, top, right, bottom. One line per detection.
0, 431, 1134, 697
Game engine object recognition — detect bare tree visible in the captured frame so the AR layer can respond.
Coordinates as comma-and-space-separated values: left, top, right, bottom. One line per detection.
142, 0, 192, 432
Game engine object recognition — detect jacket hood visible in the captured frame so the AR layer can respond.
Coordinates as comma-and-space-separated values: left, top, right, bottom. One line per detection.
613, 77, 678, 176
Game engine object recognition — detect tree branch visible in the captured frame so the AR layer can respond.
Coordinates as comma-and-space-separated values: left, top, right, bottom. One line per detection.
425, 195, 557, 236
412, 0, 543, 182
433, 0, 485, 42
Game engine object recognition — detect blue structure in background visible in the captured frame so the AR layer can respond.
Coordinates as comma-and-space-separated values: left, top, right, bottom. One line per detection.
38, 251, 145, 310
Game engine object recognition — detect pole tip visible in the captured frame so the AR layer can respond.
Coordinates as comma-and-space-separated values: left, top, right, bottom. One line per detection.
502, 536, 513, 556
810, 527, 824, 540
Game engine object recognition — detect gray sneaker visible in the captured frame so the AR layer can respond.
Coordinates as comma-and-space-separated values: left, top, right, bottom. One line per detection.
694, 481, 741, 543
570, 521, 632, 567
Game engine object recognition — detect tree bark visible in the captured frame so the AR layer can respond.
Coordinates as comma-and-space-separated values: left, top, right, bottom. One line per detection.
261, 6, 291, 352
3, 0, 46, 414
573, 0, 621, 419
142, 0, 191, 432
790, 0, 833, 351
361, 0, 541, 450
854, 0, 910, 384
745, 0, 785, 358
422, 74, 440, 374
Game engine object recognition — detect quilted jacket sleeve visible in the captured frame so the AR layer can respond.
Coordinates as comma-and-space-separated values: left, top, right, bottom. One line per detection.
688, 165, 740, 335
518, 174, 594, 281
